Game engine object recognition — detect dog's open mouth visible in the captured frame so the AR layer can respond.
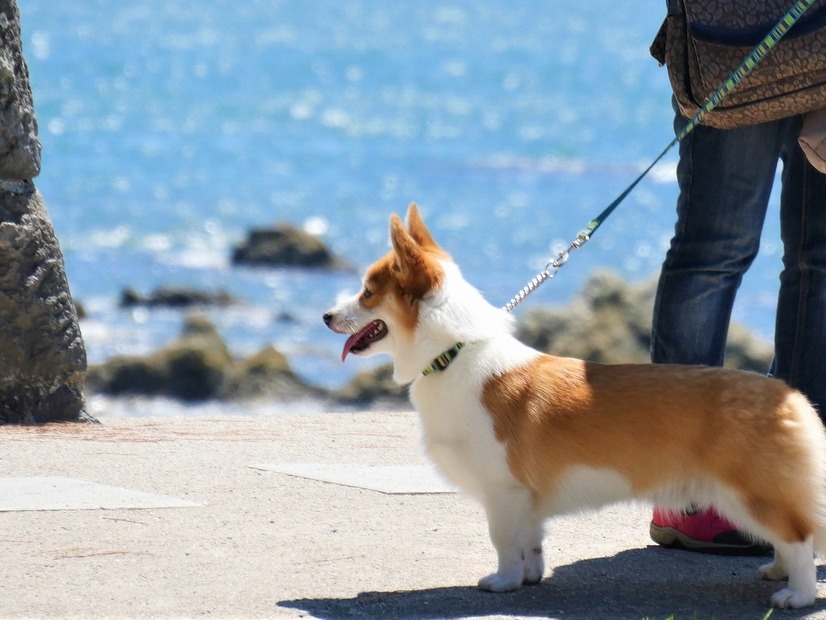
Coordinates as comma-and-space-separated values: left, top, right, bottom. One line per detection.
341, 320, 388, 362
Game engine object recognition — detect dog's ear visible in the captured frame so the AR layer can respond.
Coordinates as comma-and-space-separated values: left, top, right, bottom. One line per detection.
405, 203, 439, 250
390, 213, 440, 298
390, 213, 423, 273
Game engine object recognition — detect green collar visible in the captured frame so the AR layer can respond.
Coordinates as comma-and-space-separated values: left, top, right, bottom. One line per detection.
421, 342, 465, 376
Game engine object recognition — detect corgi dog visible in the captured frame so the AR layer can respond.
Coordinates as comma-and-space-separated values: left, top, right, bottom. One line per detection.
323, 203, 826, 609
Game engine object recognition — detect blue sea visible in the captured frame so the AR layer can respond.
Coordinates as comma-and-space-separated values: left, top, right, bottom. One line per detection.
19, 1, 784, 415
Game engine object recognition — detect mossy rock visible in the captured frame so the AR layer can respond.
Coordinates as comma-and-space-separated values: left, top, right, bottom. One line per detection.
516, 271, 654, 364
86, 315, 232, 401
516, 270, 772, 372
224, 346, 326, 401
334, 363, 407, 406
87, 315, 329, 403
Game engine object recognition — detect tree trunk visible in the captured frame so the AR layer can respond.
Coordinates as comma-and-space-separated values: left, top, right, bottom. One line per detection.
0, 0, 91, 424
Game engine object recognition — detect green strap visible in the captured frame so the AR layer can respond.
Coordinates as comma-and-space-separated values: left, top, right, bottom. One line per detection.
581, 0, 818, 241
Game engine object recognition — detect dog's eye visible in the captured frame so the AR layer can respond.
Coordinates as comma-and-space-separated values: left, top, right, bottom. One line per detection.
362, 288, 373, 300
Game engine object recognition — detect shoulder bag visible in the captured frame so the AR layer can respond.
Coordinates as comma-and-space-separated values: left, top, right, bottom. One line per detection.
651, 0, 826, 129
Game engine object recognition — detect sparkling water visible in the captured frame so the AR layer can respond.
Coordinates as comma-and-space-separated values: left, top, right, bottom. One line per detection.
18, 1, 783, 413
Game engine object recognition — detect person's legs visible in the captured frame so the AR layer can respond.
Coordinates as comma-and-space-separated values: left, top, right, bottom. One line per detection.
651, 114, 785, 367
772, 119, 826, 419
650, 112, 789, 555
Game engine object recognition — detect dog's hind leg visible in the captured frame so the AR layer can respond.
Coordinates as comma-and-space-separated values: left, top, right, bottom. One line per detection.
724, 494, 818, 608
767, 538, 816, 609
477, 487, 544, 592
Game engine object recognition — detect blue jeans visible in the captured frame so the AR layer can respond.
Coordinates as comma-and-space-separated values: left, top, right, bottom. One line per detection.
651, 108, 826, 418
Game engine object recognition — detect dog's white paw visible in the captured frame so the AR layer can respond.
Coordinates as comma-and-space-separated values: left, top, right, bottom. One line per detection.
523, 547, 544, 585
759, 560, 788, 581
477, 571, 523, 593
770, 587, 816, 609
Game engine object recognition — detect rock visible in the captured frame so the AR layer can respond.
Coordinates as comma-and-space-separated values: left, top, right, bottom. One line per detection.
87, 315, 325, 403
224, 346, 326, 401
723, 322, 774, 374
516, 270, 773, 372
120, 286, 238, 308
516, 271, 654, 365
334, 363, 408, 407
0, 2, 89, 424
0, 1, 40, 180
180, 313, 219, 338
86, 315, 232, 402
232, 223, 349, 269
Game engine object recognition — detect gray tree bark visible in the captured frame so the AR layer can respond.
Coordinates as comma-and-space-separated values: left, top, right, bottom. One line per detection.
0, 0, 90, 424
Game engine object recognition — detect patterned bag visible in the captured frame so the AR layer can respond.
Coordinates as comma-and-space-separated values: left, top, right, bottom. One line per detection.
650, 0, 826, 128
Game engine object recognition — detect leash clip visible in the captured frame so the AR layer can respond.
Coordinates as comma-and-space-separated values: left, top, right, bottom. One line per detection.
505, 234, 590, 313
548, 249, 569, 273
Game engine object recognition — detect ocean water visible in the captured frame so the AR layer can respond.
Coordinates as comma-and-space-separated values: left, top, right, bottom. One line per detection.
18, 1, 784, 414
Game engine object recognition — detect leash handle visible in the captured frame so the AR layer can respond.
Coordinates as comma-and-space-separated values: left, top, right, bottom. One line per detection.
503, 0, 817, 313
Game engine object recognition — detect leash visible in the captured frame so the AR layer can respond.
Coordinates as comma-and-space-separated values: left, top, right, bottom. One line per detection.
503, 0, 818, 313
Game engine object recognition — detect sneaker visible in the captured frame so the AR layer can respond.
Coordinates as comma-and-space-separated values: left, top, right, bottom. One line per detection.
650, 507, 772, 556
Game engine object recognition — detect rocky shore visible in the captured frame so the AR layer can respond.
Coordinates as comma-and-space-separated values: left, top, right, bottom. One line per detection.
83, 269, 774, 411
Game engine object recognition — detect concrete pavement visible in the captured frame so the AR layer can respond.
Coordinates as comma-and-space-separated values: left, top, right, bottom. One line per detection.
1, 411, 825, 619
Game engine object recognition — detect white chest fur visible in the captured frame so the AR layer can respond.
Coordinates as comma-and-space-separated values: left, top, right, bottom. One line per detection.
409, 340, 536, 500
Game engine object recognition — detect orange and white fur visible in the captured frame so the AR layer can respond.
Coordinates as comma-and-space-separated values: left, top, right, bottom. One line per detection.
323, 203, 826, 608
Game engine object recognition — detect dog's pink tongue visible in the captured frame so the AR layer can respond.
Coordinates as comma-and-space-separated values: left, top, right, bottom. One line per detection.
341, 335, 359, 363
341, 325, 371, 362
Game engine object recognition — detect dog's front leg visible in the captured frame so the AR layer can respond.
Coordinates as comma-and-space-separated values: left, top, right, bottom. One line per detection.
477, 488, 544, 592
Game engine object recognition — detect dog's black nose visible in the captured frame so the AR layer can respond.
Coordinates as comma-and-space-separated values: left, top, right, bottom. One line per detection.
323, 312, 333, 326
